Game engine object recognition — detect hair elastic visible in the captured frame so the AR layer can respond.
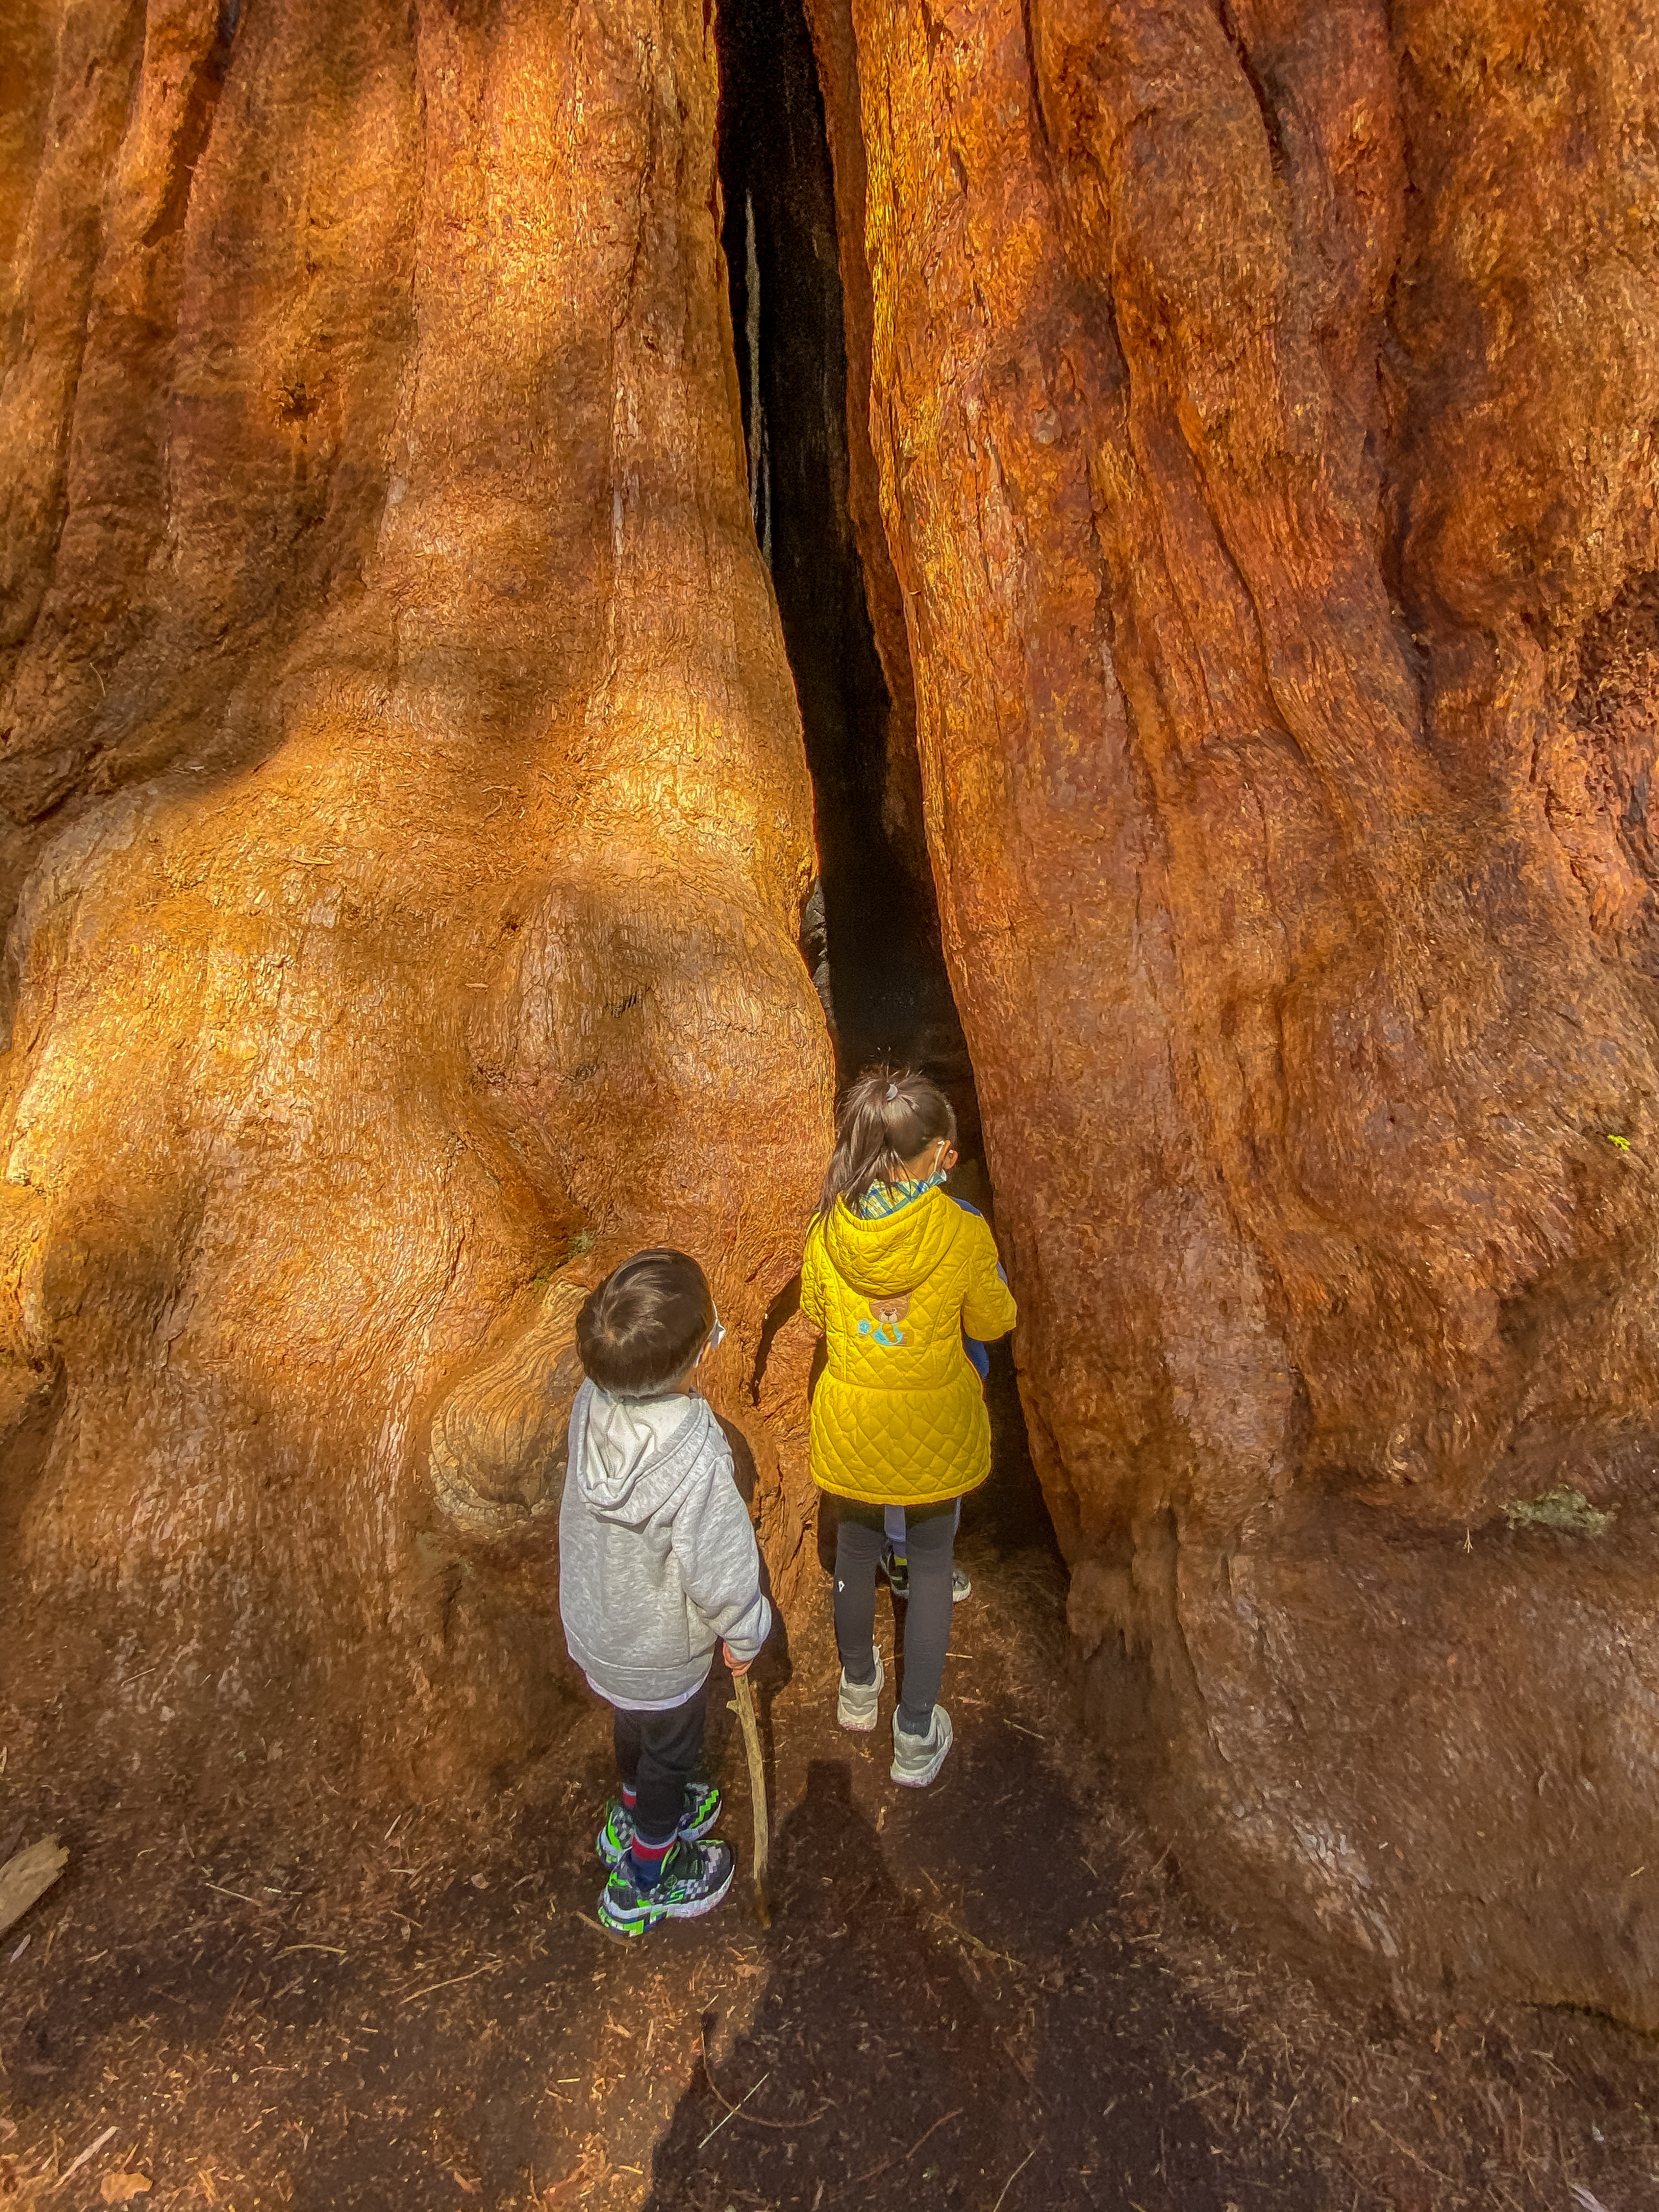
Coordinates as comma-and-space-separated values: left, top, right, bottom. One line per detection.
885, 1081, 898, 1099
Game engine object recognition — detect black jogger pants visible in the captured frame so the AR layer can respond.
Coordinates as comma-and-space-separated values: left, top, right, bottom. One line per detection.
612, 1681, 707, 1846
833, 1497, 957, 1735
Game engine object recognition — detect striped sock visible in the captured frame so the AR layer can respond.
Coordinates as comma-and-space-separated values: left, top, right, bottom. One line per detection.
620, 1784, 637, 1812
628, 1835, 674, 1890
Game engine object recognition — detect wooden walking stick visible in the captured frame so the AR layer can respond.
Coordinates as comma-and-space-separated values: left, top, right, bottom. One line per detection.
731, 1674, 771, 1927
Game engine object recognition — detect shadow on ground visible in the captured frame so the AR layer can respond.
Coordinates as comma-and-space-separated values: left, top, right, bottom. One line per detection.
2, 1340, 1656, 2208
641, 1747, 1272, 2212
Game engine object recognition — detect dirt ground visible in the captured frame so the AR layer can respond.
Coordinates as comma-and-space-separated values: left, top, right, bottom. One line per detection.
3, 1363, 1658, 2211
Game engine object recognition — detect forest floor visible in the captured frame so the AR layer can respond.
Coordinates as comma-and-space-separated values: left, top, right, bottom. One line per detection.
3, 1366, 1658, 2212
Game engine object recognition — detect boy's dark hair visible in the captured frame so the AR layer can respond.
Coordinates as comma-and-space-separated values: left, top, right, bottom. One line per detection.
817, 1064, 957, 1222
576, 1249, 715, 1397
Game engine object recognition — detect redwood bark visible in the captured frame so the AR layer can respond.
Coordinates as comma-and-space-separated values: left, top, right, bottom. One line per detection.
10, 0, 1659, 2029
815, 0, 1659, 2019
0, 0, 832, 1790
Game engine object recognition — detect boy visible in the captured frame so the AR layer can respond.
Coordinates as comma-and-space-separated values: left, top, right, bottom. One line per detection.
560, 1248, 770, 1936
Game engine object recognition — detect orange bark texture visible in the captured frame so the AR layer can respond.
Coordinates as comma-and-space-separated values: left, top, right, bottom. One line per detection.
810, 0, 1659, 2020
0, 0, 832, 1790
10, 0, 1659, 2032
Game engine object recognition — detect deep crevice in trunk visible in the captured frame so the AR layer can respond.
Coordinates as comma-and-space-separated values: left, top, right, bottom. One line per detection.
714, 0, 1054, 1562
713, 0, 968, 1109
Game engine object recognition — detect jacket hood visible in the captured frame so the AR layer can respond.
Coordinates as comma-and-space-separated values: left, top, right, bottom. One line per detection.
821, 1187, 956, 1297
573, 1381, 707, 1527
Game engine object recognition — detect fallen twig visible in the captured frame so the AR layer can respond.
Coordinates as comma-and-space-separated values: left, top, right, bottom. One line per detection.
699, 2027, 738, 2118
1, 1837, 69, 1939
397, 1960, 501, 2005
700, 2028, 826, 2131
926, 1913, 1024, 1974
989, 2147, 1036, 2212
697, 2070, 770, 2150
50, 2125, 116, 2193
1365, 2114, 1456, 2186
903, 2108, 964, 2164
850, 2105, 969, 2191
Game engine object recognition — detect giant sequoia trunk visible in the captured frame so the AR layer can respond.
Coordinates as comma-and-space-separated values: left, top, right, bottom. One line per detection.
0, 0, 833, 1792
7, 0, 1659, 2028
804, 0, 1659, 2022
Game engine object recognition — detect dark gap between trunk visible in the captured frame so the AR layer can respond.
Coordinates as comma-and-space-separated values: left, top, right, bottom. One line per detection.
714, 0, 1055, 1565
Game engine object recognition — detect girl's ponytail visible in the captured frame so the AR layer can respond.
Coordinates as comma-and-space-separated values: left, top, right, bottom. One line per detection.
816, 1064, 957, 1222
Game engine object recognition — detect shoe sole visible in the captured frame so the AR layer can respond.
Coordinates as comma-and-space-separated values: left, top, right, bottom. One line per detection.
595, 1801, 723, 1870
597, 1855, 735, 1936
891, 1709, 954, 1788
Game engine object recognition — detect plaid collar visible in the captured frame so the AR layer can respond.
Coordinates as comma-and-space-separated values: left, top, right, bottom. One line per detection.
849, 1172, 946, 1221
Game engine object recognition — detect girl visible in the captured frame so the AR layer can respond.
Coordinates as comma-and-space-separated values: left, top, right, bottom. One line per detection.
800, 1066, 1018, 1786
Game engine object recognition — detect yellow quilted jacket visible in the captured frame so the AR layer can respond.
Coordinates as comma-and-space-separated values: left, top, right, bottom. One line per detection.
800, 1187, 1018, 1506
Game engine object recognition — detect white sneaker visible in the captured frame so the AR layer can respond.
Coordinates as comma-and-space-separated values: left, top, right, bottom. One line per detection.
891, 1703, 953, 1787
837, 1648, 884, 1732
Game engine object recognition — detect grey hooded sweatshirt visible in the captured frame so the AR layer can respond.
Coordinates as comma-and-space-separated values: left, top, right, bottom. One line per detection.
559, 1378, 772, 1709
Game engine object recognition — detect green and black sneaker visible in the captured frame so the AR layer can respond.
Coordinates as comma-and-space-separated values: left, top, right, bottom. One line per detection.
596, 1781, 722, 1870
597, 1838, 735, 1938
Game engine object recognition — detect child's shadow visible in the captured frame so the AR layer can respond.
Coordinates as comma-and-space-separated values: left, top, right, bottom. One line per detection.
642, 1758, 1019, 2207
711, 1414, 795, 1816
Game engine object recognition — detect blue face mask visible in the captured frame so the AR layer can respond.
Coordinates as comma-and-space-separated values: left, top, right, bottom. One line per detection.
898, 1139, 953, 1195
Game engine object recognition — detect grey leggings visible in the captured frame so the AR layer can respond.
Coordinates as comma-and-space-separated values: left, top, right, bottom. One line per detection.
834, 1498, 958, 1735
